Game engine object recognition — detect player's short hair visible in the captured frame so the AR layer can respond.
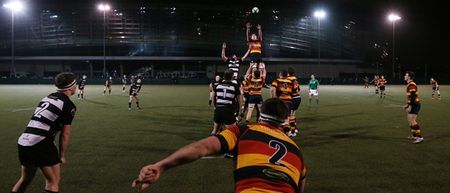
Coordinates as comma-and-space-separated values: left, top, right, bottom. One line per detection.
406, 71, 415, 80
253, 70, 260, 78
280, 69, 288, 77
260, 98, 289, 126
287, 67, 295, 76
55, 72, 76, 91
223, 70, 233, 81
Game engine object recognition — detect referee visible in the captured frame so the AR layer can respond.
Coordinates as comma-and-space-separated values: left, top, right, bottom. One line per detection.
11, 72, 77, 193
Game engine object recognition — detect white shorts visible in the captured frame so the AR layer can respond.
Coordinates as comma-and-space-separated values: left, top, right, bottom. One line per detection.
309, 89, 319, 96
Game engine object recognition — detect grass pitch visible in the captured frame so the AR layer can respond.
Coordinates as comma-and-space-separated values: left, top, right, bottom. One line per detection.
1, 84, 449, 193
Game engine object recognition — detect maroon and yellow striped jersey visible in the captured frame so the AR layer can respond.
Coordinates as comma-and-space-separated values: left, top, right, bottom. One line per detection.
287, 76, 300, 98
249, 77, 264, 95
271, 77, 294, 101
248, 40, 262, 54
378, 78, 387, 86
241, 78, 250, 94
217, 123, 306, 193
407, 81, 420, 105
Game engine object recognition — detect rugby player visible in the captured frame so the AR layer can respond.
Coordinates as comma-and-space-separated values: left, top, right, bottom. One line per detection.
403, 71, 424, 144
132, 98, 307, 193
11, 72, 77, 193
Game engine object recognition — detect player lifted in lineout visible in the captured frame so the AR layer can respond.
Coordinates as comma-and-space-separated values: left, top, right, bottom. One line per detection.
129, 78, 142, 111
104, 76, 112, 95
430, 78, 441, 99
308, 74, 320, 105
378, 75, 387, 99
77, 75, 87, 99
245, 22, 266, 80
403, 71, 424, 144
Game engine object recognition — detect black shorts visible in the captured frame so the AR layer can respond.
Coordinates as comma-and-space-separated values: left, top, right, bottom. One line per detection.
409, 104, 421, 115
243, 93, 250, 108
214, 107, 237, 125
379, 86, 385, 91
18, 140, 59, 167
433, 87, 439, 91
250, 53, 262, 63
291, 97, 301, 111
78, 85, 84, 90
248, 95, 263, 104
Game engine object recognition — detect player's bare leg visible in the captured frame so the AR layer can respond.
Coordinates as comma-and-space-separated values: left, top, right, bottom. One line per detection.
40, 164, 61, 193
11, 165, 37, 193
128, 96, 133, 110
245, 104, 255, 123
135, 96, 141, 110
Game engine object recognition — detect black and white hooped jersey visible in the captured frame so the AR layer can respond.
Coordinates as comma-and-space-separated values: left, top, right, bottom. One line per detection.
78, 79, 86, 89
105, 79, 112, 86
226, 59, 242, 79
213, 80, 240, 108
122, 78, 127, 84
129, 83, 142, 95
18, 92, 76, 146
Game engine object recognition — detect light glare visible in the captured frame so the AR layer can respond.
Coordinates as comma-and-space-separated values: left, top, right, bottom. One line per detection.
3, 1, 24, 11
388, 13, 401, 22
314, 10, 326, 19
97, 3, 111, 11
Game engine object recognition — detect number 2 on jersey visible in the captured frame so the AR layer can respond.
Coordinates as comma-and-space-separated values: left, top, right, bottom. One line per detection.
268, 140, 287, 167
34, 102, 50, 118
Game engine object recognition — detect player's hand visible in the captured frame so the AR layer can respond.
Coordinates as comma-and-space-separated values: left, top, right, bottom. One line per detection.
132, 164, 161, 192
60, 157, 67, 164
257, 24, 261, 30
404, 105, 411, 113
222, 42, 226, 49
246, 22, 251, 28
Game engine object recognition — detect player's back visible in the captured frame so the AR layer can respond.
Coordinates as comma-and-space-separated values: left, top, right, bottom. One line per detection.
214, 80, 240, 107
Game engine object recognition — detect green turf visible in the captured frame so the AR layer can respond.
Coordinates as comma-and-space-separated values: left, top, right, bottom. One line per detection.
1, 84, 449, 193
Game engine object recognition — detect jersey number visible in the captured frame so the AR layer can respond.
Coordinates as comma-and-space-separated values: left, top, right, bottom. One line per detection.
268, 140, 287, 167
34, 102, 50, 118
222, 89, 227, 98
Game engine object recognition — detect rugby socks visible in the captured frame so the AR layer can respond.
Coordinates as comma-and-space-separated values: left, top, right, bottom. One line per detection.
44, 190, 58, 193
208, 100, 212, 106
410, 124, 422, 138
81, 93, 84, 99
109, 89, 111, 94
289, 116, 297, 131
136, 101, 140, 108
128, 102, 131, 108
103, 89, 106, 94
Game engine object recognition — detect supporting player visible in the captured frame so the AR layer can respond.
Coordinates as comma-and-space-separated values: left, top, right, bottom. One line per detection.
221, 42, 250, 80
245, 70, 263, 123
11, 72, 77, 193
308, 74, 319, 105
270, 69, 295, 136
132, 98, 306, 193
287, 67, 301, 136
104, 76, 112, 95
128, 78, 142, 111
403, 71, 424, 144
211, 70, 243, 135
77, 75, 87, 99
122, 75, 127, 93
239, 75, 251, 122
430, 78, 441, 99
209, 75, 221, 107
370, 75, 380, 94
378, 75, 387, 98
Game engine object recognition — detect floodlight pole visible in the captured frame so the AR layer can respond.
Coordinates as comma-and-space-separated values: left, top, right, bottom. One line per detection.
102, 10, 106, 78
318, 17, 321, 65
392, 20, 396, 80
11, 10, 15, 77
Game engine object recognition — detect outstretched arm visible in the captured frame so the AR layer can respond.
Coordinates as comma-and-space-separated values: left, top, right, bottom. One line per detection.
132, 136, 222, 192
246, 22, 251, 42
241, 45, 251, 61
257, 24, 262, 41
221, 42, 228, 61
